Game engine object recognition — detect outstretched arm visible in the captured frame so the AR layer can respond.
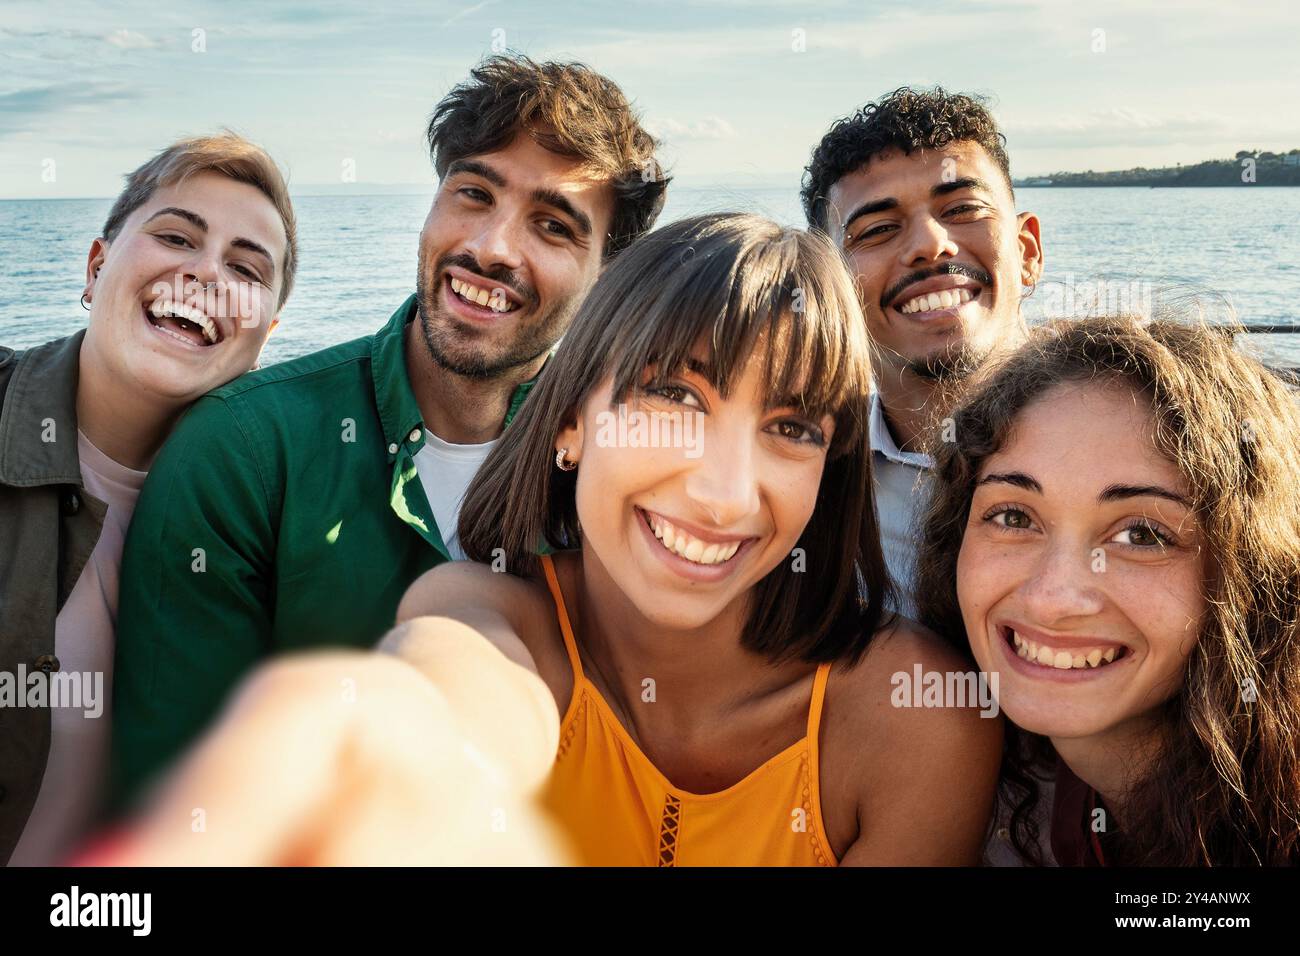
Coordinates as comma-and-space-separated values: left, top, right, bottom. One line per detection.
88, 617, 569, 866
90, 562, 569, 865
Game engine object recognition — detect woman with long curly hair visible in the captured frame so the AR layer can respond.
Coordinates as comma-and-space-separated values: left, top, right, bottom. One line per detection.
915, 315, 1300, 865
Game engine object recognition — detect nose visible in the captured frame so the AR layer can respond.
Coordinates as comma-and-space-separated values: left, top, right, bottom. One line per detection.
1016, 538, 1107, 625
464, 208, 524, 274
897, 214, 958, 269
682, 423, 762, 530
181, 248, 223, 296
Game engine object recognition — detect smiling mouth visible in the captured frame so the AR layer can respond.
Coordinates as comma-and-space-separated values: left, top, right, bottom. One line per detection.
145, 300, 222, 347
1001, 625, 1128, 671
895, 287, 980, 315
638, 507, 749, 567
448, 275, 520, 314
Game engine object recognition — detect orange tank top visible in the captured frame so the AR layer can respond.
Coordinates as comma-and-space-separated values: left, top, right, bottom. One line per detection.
538, 554, 838, 866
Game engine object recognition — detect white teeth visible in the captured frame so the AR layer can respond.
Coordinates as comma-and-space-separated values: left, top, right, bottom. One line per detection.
451, 276, 515, 313
898, 287, 977, 314
1009, 629, 1125, 671
149, 300, 219, 344
645, 512, 742, 566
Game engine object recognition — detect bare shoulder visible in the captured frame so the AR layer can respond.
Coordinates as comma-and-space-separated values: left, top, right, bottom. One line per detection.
834, 613, 1002, 746
819, 614, 1004, 862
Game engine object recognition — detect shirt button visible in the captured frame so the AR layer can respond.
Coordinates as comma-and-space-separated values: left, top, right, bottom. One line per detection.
61, 489, 81, 515
387, 443, 398, 455
409, 428, 422, 443
34, 654, 61, 674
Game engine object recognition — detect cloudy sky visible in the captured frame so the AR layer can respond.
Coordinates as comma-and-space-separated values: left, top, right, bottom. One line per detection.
2, 0, 1297, 198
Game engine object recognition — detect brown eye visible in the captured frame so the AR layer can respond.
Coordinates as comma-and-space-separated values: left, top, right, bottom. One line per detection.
1111, 522, 1172, 549
990, 508, 1032, 530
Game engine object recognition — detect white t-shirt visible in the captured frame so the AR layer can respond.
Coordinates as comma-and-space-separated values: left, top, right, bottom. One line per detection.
411, 431, 499, 561
10, 431, 147, 866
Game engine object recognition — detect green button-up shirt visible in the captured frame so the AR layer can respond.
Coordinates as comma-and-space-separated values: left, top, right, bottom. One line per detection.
111, 295, 537, 806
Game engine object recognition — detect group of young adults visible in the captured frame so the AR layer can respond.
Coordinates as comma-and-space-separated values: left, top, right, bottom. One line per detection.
2, 54, 1296, 868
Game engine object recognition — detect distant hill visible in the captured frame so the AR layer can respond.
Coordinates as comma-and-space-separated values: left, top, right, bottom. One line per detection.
1016, 149, 1300, 187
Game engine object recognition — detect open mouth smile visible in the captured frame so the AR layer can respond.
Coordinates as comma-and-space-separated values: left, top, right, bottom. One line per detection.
444, 270, 523, 321
998, 623, 1131, 673
144, 298, 224, 348
886, 276, 984, 320
635, 506, 759, 581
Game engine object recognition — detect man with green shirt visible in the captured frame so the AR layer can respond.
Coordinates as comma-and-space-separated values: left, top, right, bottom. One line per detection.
111, 55, 668, 806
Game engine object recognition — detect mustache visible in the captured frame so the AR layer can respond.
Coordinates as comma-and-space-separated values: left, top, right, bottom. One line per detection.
437, 253, 538, 309
881, 262, 993, 308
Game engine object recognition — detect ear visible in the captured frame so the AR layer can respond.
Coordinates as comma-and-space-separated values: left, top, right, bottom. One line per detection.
555, 405, 585, 466
1016, 211, 1043, 287
83, 238, 109, 302
267, 315, 280, 335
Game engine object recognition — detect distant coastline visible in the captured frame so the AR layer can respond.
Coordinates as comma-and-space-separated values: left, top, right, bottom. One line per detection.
1016, 149, 1300, 187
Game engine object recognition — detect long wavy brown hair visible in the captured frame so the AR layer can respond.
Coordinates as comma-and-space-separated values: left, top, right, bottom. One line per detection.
915, 315, 1300, 865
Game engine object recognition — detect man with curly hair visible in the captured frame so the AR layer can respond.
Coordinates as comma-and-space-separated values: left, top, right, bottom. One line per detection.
801, 87, 1044, 619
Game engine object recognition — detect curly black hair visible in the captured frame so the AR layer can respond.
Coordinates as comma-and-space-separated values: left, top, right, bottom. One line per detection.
800, 86, 1012, 233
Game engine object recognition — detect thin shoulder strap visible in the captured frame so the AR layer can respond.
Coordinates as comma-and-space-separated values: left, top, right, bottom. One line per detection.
806, 662, 832, 740
539, 554, 584, 680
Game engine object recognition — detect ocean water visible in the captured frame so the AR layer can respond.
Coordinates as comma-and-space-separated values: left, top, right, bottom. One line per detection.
2, 186, 1297, 368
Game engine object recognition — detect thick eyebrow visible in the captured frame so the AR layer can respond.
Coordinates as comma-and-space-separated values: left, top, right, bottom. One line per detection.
231, 237, 275, 273
144, 207, 208, 231
531, 187, 592, 238
445, 158, 506, 186
842, 197, 899, 235
932, 176, 994, 198
841, 176, 995, 236
145, 207, 276, 277
1098, 483, 1191, 507
445, 159, 592, 238
978, 471, 1042, 493
978, 472, 1191, 508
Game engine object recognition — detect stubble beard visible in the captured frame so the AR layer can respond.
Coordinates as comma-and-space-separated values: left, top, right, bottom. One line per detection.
415, 268, 576, 380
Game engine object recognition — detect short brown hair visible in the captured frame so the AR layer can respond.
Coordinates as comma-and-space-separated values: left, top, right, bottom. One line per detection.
101, 131, 298, 309
426, 54, 668, 259
915, 315, 1300, 865
458, 213, 894, 665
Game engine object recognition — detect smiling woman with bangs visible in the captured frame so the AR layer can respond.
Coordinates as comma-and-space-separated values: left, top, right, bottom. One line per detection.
385, 212, 1004, 866
89, 213, 1002, 867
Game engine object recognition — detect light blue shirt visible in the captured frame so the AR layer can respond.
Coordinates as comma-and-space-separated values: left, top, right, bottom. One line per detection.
868, 392, 933, 620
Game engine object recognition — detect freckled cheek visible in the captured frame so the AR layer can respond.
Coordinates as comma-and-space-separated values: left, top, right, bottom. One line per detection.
574, 443, 675, 524
768, 460, 823, 546
1111, 570, 1205, 672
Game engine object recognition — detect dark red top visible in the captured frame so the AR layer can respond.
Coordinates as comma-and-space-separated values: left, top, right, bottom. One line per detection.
1050, 757, 1112, 866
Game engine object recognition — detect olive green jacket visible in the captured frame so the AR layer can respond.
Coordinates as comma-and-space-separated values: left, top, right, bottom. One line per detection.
0, 331, 108, 865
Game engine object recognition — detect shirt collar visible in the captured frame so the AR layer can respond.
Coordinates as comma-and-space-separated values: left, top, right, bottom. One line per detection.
869, 391, 933, 469
0, 330, 85, 487
371, 294, 543, 461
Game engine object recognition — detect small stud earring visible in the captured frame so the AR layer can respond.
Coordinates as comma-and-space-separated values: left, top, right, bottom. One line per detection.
555, 448, 577, 471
